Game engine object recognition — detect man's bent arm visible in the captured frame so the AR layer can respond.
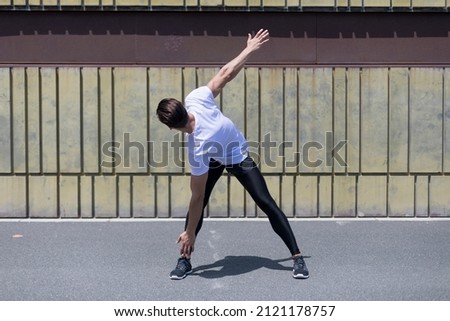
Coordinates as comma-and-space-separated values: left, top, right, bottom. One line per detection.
208, 29, 269, 97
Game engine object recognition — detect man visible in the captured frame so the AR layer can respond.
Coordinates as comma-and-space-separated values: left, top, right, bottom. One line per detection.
157, 29, 309, 280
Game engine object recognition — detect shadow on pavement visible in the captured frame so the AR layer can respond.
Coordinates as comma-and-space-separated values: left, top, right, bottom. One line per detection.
192, 255, 310, 279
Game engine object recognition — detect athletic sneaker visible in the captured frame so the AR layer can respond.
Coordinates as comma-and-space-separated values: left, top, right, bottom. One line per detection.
170, 257, 193, 280
292, 255, 309, 279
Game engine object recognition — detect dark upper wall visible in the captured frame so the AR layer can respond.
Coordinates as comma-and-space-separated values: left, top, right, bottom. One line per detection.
0, 11, 449, 66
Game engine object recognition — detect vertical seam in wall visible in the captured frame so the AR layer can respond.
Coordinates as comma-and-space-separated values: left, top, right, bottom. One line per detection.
345, 67, 348, 176
56, 68, 61, 218
9, 68, 14, 174
115, 176, 119, 218
130, 175, 134, 218
442, 67, 445, 175
97, 68, 102, 175
80, 68, 84, 175
331, 67, 335, 218
358, 68, 362, 177
407, 67, 411, 175
25, 68, 29, 176
77, 175, 81, 218
387, 68, 390, 217
296, 67, 300, 217
38, 68, 43, 175
56, 68, 60, 176
111, 68, 116, 176
146, 67, 151, 176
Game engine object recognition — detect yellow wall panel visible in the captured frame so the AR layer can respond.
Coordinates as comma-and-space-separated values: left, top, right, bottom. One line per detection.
299, 69, 333, 173
94, 176, 117, 218
26, 68, 41, 174
200, 0, 222, 5
81, 68, 100, 174
412, 0, 445, 7
151, 0, 183, 5
0, 68, 11, 173
29, 176, 58, 218
169, 176, 190, 218
133, 175, 156, 218
229, 175, 245, 218
333, 175, 356, 217
208, 175, 229, 218
302, 0, 334, 6
364, 0, 390, 6
99, 68, 114, 174
80, 176, 93, 218
430, 176, 450, 217
319, 175, 332, 217
262, 0, 284, 5
346, 68, 361, 173
392, 0, 410, 6
114, 68, 148, 174
333, 68, 347, 173
389, 68, 409, 173
224, 0, 248, 5
222, 71, 245, 140
410, 68, 443, 173
116, 0, 147, 5
118, 176, 131, 218
12, 68, 26, 174
59, 0, 81, 5
295, 176, 317, 217
281, 175, 295, 218
83, 0, 100, 5
41, 0, 57, 5
41, 68, 58, 174
60, 176, 79, 218
0, 177, 26, 218
260, 68, 284, 173
148, 68, 183, 174
244, 68, 260, 170
59, 68, 81, 173
284, 68, 299, 174
388, 176, 414, 217
444, 68, 450, 173
357, 176, 386, 217
156, 176, 170, 218
361, 68, 388, 173
415, 175, 428, 217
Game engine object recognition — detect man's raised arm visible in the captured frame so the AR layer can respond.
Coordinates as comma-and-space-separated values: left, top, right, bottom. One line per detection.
207, 29, 269, 97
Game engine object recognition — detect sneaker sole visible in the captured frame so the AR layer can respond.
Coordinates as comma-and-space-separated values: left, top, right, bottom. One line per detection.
169, 269, 193, 280
293, 273, 310, 279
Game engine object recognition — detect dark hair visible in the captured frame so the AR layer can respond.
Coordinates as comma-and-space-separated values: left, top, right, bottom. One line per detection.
156, 98, 188, 129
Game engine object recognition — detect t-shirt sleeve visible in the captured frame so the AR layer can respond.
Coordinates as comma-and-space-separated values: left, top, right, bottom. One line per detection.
185, 86, 215, 109
188, 147, 209, 176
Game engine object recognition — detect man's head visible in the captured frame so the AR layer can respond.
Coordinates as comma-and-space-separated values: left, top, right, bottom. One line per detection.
156, 98, 189, 129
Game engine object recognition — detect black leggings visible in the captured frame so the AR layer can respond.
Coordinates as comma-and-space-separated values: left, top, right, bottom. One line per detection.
184, 156, 300, 256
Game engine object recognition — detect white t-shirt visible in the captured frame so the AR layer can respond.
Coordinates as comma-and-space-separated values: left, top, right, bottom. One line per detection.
185, 86, 248, 176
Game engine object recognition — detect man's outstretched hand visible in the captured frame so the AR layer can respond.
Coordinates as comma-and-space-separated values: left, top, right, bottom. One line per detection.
246, 29, 270, 53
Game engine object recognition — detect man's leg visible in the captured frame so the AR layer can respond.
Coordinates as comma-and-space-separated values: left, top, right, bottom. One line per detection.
228, 157, 300, 255
228, 157, 309, 279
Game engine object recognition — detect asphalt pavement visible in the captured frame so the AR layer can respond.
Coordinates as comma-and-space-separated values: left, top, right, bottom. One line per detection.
1, 219, 449, 301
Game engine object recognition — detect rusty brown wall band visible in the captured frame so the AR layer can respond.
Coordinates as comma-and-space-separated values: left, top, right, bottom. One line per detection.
0, 12, 449, 66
